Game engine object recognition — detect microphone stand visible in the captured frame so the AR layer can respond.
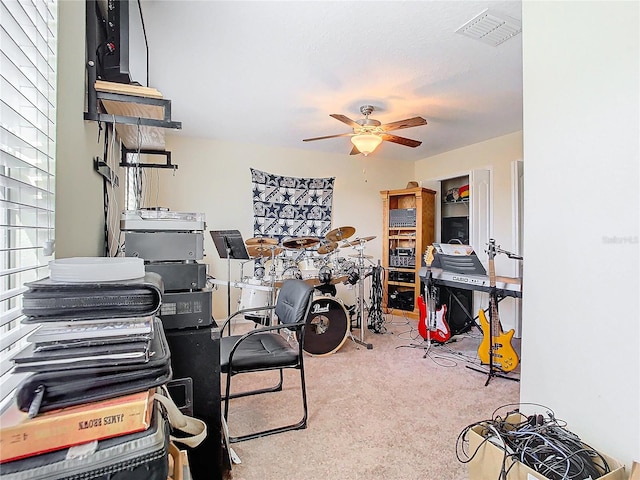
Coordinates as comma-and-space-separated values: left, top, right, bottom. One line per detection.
494, 245, 523, 261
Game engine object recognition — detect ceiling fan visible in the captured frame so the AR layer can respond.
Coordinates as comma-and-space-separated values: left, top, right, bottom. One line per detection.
303, 105, 427, 156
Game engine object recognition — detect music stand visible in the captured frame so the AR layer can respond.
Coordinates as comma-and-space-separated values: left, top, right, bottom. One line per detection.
210, 230, 250, 317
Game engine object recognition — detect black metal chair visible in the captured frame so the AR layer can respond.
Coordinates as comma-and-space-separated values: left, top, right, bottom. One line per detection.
219, 278, 314, 443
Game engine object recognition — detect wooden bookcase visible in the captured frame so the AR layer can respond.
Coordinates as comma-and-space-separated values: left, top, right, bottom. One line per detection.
380, 187, 436, 320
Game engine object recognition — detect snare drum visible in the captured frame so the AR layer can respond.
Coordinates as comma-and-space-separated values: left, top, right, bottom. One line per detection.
238, 278, 271, 322
302, 296, 350, 356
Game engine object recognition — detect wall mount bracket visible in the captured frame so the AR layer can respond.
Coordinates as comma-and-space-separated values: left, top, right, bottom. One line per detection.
120, 145, 178, 170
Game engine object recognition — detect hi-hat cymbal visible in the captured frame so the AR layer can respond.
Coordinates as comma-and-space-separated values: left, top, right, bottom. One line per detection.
341, 235, 376, 247
317, 242, 338, 255
282, 236, 320, 250
325, 226, 355, 243
348, 253, 374, 259
248, 245, 282, 258
246, 237, 278, 246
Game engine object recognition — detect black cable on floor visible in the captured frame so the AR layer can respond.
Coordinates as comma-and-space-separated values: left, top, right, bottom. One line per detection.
368, 263, 385, 333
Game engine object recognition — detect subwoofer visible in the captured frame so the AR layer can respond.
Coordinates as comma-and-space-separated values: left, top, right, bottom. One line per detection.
165, 326, 224, 480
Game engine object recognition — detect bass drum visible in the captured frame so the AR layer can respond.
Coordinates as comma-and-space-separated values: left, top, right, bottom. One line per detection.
302, 296, 349, 356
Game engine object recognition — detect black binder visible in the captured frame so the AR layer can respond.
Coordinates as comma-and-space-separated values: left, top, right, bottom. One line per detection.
21, 273, 164, 321
14, 319, 172, 414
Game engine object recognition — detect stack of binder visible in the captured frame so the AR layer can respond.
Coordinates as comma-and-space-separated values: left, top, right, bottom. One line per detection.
0, 258, 173, 474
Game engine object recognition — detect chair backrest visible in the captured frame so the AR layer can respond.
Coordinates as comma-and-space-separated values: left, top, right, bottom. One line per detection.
274, 279, 314, 326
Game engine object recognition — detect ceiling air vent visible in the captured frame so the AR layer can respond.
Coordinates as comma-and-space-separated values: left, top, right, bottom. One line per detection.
456, 9, 522, 46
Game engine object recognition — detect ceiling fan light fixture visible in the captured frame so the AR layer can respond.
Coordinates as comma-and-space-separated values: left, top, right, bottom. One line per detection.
351, 133, 382, 156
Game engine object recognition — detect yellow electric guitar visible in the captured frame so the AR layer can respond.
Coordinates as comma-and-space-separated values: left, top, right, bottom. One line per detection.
477, 240, 519, 372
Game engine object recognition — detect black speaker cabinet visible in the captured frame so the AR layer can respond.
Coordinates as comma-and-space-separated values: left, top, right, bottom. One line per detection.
165, 326, 223, 480
440, 288, 473, 335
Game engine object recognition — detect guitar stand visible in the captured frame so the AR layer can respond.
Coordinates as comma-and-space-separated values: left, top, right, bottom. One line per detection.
466, 290, 520, 386
422, 282, 437, 358
466, 363, 520, 386
467, 364, 521, 386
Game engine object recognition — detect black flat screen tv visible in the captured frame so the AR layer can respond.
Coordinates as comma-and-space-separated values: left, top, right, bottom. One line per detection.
442, 216, 469, 245
88, 0, 131, 84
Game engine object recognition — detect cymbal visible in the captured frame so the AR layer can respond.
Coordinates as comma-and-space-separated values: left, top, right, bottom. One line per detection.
246, 237, 278, 246
325, 226, 355, 243
317, 242, 338, 255
248, 245, 282, 258
349, 254, 373, 259
282, 236, 320, 250
341, 236, 376, 247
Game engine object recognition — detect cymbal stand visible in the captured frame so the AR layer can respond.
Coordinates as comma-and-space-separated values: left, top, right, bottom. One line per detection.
266, 245, 278, 313
351, 241, 373, 350
293, 248, 306, 265
239, 259, 253, 282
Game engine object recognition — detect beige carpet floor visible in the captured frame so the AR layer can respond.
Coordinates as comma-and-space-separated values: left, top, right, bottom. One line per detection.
222, 313, 521, 480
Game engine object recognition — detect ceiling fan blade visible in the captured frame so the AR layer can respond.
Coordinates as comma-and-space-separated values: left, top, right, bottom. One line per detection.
381, 133, 422, 148
349, 145, 360, 155
330, 114, 360, 128
303, 132, 352, 142
381, 116, 427, 132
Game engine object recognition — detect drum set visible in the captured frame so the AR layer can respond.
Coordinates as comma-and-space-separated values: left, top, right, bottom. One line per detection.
238, 226, 377, 356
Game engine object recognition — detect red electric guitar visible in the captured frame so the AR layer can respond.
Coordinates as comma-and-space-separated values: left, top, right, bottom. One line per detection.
417, 246, 451, 343
417, 296, 450, 343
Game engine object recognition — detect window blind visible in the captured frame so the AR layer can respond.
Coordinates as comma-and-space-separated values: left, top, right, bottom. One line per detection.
0, 0, 57, 407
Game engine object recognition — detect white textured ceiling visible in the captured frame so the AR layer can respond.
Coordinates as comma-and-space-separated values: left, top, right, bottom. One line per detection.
136, 0, 523, 161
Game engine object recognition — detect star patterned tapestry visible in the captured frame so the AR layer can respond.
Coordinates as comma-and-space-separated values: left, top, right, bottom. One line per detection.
251, 168, 334, 243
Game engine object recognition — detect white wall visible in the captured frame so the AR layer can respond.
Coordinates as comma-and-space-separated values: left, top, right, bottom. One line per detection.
154, 135, 414, 319
56, 0, 122, 259
521, 0, 639, 468
414, 131, 524, 333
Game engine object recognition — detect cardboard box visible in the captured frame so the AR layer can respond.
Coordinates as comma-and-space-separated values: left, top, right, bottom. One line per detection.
467, 413, 625, 480
0, 389, 154, 463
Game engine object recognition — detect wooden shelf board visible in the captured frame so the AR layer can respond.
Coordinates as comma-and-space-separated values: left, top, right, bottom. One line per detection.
100, 99, 166, 151
388, 281, 417, 287
95, 81, 169, 151
95, 80, 163, 99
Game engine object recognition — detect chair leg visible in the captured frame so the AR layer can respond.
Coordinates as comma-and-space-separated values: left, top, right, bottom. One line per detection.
222, 369, 283, 401
228, 367, 308, 443
298, 362, 309, 427
223, 369, 286, 438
